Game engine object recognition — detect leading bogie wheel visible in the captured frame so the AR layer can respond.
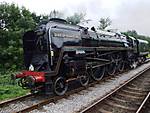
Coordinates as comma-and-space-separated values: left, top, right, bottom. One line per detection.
53, 76, 68, 96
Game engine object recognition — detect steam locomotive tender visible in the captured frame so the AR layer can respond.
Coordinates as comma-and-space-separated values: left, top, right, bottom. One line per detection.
14, 18, 149, 95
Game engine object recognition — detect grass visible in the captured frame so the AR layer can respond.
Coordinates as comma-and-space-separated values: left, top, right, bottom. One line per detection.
0, 72, 29, 101
0, 85, 29, 101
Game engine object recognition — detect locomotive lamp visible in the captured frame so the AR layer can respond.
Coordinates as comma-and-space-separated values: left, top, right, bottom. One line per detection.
29, 64, 34, 71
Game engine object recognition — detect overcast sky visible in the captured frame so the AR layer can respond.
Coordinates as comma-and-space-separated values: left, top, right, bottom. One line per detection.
1, 0, 150, 36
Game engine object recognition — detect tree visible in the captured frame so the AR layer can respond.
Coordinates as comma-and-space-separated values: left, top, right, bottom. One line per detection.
0, 2, 21, 30
123, 30, 150, 49
98, 17, 112, 30
0, 3, 36, 31
0, 2, 38, 71
32, 13, 49, 25
49, 10, 64, 19
66, 12, 87, 25
124, 30, 138, 37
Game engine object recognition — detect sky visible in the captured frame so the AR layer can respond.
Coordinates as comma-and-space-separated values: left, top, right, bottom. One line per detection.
1, 0, 150, 36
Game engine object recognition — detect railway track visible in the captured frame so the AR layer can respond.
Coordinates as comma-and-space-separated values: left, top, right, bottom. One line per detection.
0, 94, 33, 108
0, 78, 102, 113
1, 61, 150, 113
13, 74, 122, 113
0, 69, 125, 113
0, 83, 88, 113
136, 92, 150, 113
0, 93, 50, 113
80, 65, 150, 113
15, 86, 88, 113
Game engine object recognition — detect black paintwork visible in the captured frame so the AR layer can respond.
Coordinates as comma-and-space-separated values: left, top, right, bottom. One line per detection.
22, 18, 149, 72
21, 18, 150, 94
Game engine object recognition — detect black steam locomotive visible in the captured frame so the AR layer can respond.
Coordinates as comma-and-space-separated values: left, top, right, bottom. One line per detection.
14, 18, 149, 95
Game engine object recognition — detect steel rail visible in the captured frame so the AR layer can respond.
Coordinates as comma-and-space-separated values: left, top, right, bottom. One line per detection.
136, 92, 150, 113
3, 61, 149, 113
0, 93, 33, 108
15, 86, 88, 113
80, 65, 150, 113
14, 69, 126, 113
1, 69, 122, 113
15, 62, 149, 113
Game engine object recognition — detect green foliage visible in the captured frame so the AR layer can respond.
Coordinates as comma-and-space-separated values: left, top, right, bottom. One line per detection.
123, 30, 138, 37
0, 3, 36, 30
0, 2, 38, 71
98, 17, 112, 30
32, 13, 48, 24
123, 30, 150, 48
0, 72, 15, 85
0, 29, 23, 70
0, 72, 29, 101
0, 85, 29, 101
49, 10, 64, 19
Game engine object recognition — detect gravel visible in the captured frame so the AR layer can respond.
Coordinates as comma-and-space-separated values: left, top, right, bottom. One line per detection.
29, 62, 150, 113
0, 95, 47, 113
1, 62, 150, 113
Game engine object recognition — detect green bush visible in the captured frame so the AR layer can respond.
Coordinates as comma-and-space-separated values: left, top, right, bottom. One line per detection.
0, 72, 29, 101
0, 85, 29, 101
